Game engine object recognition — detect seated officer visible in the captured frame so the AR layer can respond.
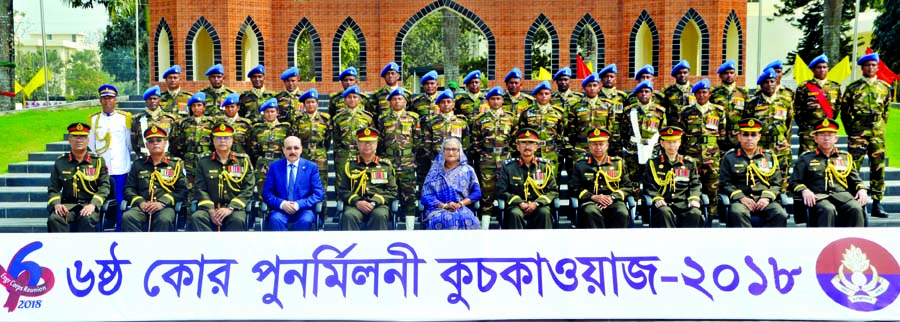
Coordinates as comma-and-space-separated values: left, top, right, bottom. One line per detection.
496, 128, 559, 229
569, 128, 631, 228
48, 123, 110, 232
642, 127, 704, 228
339, 127, 398, 231
718, 118, 788, 227
190, 123, 256, 231
789, 118, 867, 227
122, 126, 189, 232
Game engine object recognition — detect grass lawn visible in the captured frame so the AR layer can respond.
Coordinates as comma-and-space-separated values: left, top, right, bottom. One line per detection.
0, 107, 97, 174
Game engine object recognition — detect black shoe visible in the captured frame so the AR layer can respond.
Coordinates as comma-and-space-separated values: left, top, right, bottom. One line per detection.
872, 200, 890, 218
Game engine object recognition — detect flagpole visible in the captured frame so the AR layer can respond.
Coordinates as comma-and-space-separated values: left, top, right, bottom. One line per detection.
38, 0, 50, 103
135, 0, 140, 96
851, 0, 861, 80
757, 0, 763, 76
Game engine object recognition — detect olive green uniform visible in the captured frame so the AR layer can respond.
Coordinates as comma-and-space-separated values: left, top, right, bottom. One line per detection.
159, 89, 193, 118
502, 92, 536, 116
291, 111, 332, 188
339, 156, 398, 231
239, 87, 277, 120
710, 84, 750, 153
455, 91, 486, 120
47, 153, 110, 232
718, 148, 787, 227
199, 86, 235, 117
794, 79, 842, 154
551, 90, 584, 113
744, 93, 794, 192
661, 83, 695, 127
212, 116, 254, 155
249, 121, 292, 190
642, 154, 704, 228
409, 93, 439, 183
173, 116, 214, 186
569, 155, 631, 228
329, 90, 369, 119
274, 89, 303, 123
679, 102, 726, 219
840, 77, 892, 201
122, 156, 189, 232
496, 157, 558, 229
377, 110, 421, 217
369, 86, 411, 119
190, 152, 256, 231
599, 88, 629, 154
470, 109, 518, 217
568, 96, 620, 158
789, 148, 867, 227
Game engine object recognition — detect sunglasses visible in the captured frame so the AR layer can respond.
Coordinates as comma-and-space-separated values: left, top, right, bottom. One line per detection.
146, 138, 165, 143
741, 132, 759, 137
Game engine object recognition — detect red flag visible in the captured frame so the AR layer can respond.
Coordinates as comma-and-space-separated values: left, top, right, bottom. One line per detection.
576, 54, 591, 78
866, 47, 897, 83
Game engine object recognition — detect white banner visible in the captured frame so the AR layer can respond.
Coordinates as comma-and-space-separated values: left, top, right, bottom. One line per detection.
1, 229, 899, 321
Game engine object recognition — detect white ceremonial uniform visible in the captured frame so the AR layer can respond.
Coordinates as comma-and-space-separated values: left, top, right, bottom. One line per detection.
89, 110, 133, 175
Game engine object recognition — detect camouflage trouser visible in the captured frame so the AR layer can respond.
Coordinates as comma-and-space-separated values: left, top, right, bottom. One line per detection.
415, 151, 432, 187
308, 150, 329, 218
689, 154, 720, 220
334, 153, 352, 194
392, 154, 418, 218
774, 149, 792, 194
184, 152, 204, 199
477, 156, 505, 218
798, 130, 816, 156
256, 157, 278, 198
623, 151, 647, 196
848, 133, 886, 200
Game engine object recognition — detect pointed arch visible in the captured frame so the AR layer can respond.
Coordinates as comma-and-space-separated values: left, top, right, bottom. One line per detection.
235, 16, 265, 81
570, 13, 605, 74
524, 14, 559, 80
394, 0, 496, 80
722, 10, 744, 75
331, 17, 367, 81
154, 18, 175, 81
287, 18, 322, 82
672, 8, 710, 76
184, 16, 222, 81
629, 10, 660, 79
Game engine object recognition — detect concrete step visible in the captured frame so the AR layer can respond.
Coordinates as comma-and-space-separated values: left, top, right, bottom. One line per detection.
0, 173, 50, 187
29, 152, 65, 162
45, 141, 70, 152
8, 161, 54, 174
0, 218, 47, 233
0, 187, 48, 203
0, 202, 46, 219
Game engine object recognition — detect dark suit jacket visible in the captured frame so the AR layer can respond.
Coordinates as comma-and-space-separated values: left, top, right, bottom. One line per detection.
262, 158, 325, 211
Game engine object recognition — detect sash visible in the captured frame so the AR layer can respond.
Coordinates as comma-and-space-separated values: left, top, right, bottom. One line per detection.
805, 82, 833, 118
630, 108, 658, 164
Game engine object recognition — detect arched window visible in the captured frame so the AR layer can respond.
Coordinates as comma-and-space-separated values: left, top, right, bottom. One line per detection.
184, 16, 221, 81
235, 16, 265, 81
672, 8, 710, 76
154, 18, 174, 81
287, 18, 322, 82
570, 13, 605, 74
722, 10, 744, 75
629, 10, 660, 79
331, 17, 367, 81
524, 14, 559, 80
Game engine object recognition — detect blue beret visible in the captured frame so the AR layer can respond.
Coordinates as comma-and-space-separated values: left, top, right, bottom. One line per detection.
598, 64, 617, 76
717, 60, 736, 74
764, 59, 783, 71
634, 64, 655, 80
380, 62, 400, 77
532, 80, 552, 95
247, 64, 265, 77
339, 67, 358, 80
463, 70, 482, 84
221, 93, 241, 107
342, 85, 361, 98
691, 78, 711, 93
436, 89, 455, 102
387, 88, 407, 101
553, 67, 572, 80
632, 80, 653, 94
259, 98, 278, 112
187, 92, 207, 106
205, 64, 224, 76
162, 65, 181, 78
757, 68, 777, 85
858, 53, 879, 66
280, 67, 299, 80
98, 84, 117, 97
671, 60, 691, 77
581, 73, 599, 87
142, 85, 161, 100
486, 86, 504, 98
299, 88, 319, 103
504, 68, 523, 82
808, 54, 828, 68
421, 70, 438, 84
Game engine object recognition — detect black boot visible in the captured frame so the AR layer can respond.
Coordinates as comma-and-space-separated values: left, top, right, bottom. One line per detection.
872, 200, 890, 218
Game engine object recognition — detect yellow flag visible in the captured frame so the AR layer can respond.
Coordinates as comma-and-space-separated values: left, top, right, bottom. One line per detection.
793, 54, 813, 84
827, 56, 851, 83
14, 80, 22, 94
537, 67, 552, 80
586, 62, 594, 73
22, 67, 49, 98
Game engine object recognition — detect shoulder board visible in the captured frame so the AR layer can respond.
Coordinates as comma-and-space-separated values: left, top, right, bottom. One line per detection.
199, 153, 213, 160
320, 112, 332, 119
168, 156, 183, 162
330, 91, 343, 97
799, 150, 816, 158
537, 157, 550, 163
88, 152, 101, 159
504, 158, 519, 165
56, 153, 67, 160
115, 110, 132, 116
876, 79, 892, 87
179, 91, 194, 97
234, 152, 250, 159
722, 149, 737, 157
89, 111, 101, 117
521, 93, 535, 99
408, 111, 419, 118
711, 103, 726, 110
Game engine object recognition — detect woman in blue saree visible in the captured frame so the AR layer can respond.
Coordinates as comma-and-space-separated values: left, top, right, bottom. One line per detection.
421, 138, 482, 229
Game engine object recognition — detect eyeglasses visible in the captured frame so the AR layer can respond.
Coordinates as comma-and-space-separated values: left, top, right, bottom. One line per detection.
284, 146, 301, 150
146, 138, 165, 143
741, 132, 759, 137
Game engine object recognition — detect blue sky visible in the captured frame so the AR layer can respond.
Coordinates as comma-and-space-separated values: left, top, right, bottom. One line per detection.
14, 0, 109, 41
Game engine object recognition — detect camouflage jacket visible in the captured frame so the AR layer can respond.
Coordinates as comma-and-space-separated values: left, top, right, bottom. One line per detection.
840, 77, 892, 136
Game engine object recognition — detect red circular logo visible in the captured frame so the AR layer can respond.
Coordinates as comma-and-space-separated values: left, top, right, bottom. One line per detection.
816, 237, 900, 312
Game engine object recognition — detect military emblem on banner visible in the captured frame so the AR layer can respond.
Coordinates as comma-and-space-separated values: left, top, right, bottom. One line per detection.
82, 166, 96, 177
229, 165, 243, 177
532, 170, 544, 185
451, 125, 463, 138
160, 168, 175, 180
371, 170, 388, 184
775, 107, 788, 120
674, 167, 689, 181
816, 237, 900, 312
834, 157, 848, 171
734, 97, 745, 110
705, 115, 720, 131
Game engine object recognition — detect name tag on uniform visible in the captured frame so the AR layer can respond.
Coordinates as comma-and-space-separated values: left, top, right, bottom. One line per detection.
833, 158, 848, 171
674, 168, 690, 182
734, 98, 745, 110
371, 170, 388, 184
705, 115, 720, 131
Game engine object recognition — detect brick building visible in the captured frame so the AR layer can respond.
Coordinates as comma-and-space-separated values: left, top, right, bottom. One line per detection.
149, 0, 747, 94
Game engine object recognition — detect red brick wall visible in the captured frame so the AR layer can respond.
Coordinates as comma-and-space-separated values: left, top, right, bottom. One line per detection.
149, 0, 747, 94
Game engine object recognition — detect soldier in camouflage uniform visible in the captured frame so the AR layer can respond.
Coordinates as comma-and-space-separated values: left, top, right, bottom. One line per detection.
273, 67, 302, 123
376, 88, 420, 218
597, 64, 629, 156
502, 68, 536, 115
331, 85, 375, 192
841, 53, 892, 218
518, 81, 567, 177
710, 60, 750, 154
132, 85, 178, 158
455, 70, 487, 119
678, 79, 726, 221
568, 128, 632, 229
239, 64, 277, 120
173, 92, 214, 188
754, 60, 794, 104
368, 62, 411, 119
424, 89, 470, 175
745, 69, 794, 193
199, 64, 234, 117
471, 86, 517, 219
214, 93, 254, 155
661, 60, 695, 127
568, 73, 618, 161
620, 80, 667, 191
291, 88, 331, 191
158, 65, 193, 117
551, 67, 584, 112
794, 54, 842, 155
642, 127, 705, 228
625, 64, 665, 107
250, 98, 292, 195
329, 67, 369, 118
410, 70, 441, 123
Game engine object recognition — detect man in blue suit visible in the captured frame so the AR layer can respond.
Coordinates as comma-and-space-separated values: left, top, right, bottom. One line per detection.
262, 136, 325, 231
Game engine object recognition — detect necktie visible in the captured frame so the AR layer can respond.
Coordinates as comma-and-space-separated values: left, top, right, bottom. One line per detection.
288, 164, 296, 200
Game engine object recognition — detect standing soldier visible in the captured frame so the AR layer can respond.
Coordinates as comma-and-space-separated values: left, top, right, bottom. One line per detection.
47, 123, 110, 232
250, 98, 292, 195
410, 70, 441, 123
661, 60, 694, 126
190, 124, 256, 231
377, 88, 420, 219
496, 128, 558, 229
122, 126, 189, 232
625, 64, 665, 106
518, 81, 567, 177
424, 89, 470, 176
620, 80, 666, 188
332, 85, 375, 191
679, 79, 726, 221
239, 64, 277, 120
292, 88, 331, 190
551, 67, 583, 111
455, 70, 486, 119
159, 65, 193, 117
597, 64, 629, 153
471, 86, 517, 220
841, 53, 892, 218
745, 68, 794, 192
710, 60, 750, 154
340, 128, 398, 231
794, 54, 842, 155
132, 85, 178, 157
173, 92, 214, 188
214, 93, 254, 155
274, 67, 302, 123
642, 127, 704, 228
88, 84, 132, 231
756, 60, 794, 103
568, 73, 618, 160
569, 128, 632, 229
369, 62, 410, 119
199, 64, 234, 116
329, 67, 368, 117
502, 68, 536, 115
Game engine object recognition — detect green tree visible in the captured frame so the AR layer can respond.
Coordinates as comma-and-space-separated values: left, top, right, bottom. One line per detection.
294, 30, 315, 81
65, 50, 113, 100
577, 28, 597, 68
400, 8, 487, 88
531, 26, 550, 79
14, 50, 64, 98
0, 0, 13, 110
340, 32, 359, 72
871, 0, 900, 73
775, 0, 880, 65
100, 11, 148, 87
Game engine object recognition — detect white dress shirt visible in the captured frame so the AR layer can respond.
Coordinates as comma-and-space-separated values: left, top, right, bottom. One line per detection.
89, 110, 133, 175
